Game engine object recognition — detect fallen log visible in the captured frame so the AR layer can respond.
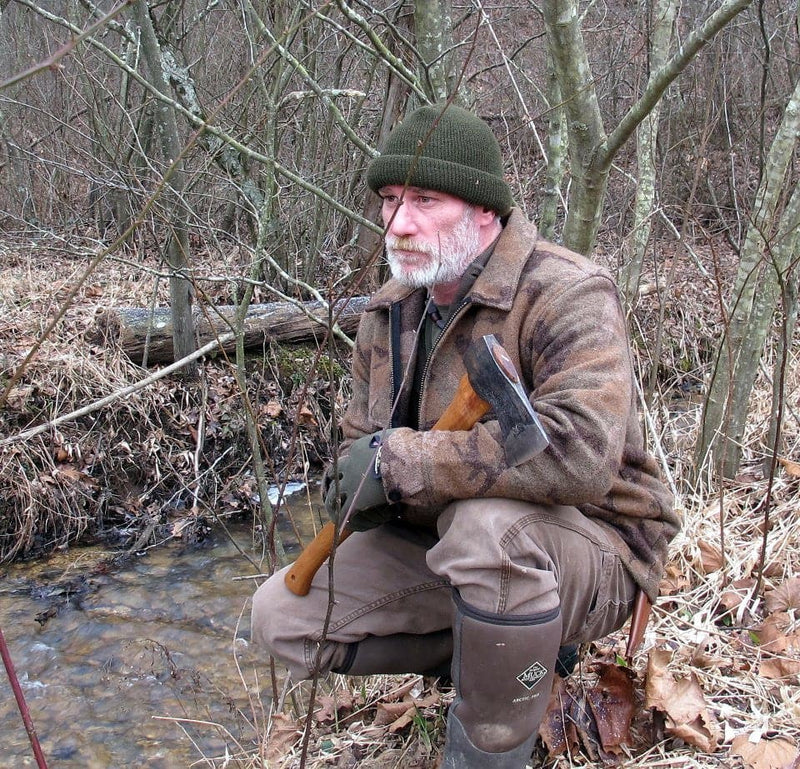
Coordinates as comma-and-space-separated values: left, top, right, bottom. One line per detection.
95, 296, 369, 365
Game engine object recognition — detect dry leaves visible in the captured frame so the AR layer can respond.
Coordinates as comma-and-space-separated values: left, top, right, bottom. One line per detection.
764, 578, 800, 614
540, 678, 582, 758
645, 648, 721, 753
730, 734, 800, 769
697, 540, 724, 573
718, 578, 757, 618
51, 464, 98, 487
264, 712, 303, 764
586, 663, 636, 756
660, 562, 692, 596
370, 679, 442, 733
541, 661, 637, 762
262, 676, 448, 764
752, 604, 800, 682
296, 402, 318, 426
313, 689, 363, 724
759, 655, 800, 681
777, 457, 800, 479
263, 399, 283, 418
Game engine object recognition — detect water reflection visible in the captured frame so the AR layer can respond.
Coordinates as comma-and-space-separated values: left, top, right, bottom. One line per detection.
0, 484, 321, 768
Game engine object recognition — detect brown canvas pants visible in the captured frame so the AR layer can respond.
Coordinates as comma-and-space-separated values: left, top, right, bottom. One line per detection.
251, 498, 638, 681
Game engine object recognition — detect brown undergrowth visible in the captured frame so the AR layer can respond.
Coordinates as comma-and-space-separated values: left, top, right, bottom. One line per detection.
0, 232, 339, 562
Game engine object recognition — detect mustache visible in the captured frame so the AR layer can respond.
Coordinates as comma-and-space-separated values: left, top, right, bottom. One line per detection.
385, 236, 432, 254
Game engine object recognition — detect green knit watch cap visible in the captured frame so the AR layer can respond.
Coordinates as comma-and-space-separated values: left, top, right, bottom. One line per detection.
366, 103, 514, 216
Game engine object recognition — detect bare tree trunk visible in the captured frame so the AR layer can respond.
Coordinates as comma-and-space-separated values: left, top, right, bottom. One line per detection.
696, 73, 800, 478
160, 42, 263, 221
542, 0, 754, 255
132, 0, 196, 371
81, 20, 142, 243
541, 0, 607, 255
766, 230, 798, 473
414, 0, 456, 101
350, 1, 415, 277
621, 0, 677, 304
539, 56, 567, 241
765, 177, 800, 458
354, 75, 406, 282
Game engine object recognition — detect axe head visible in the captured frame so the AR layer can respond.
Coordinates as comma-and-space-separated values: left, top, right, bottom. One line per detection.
463, 335, 549, 466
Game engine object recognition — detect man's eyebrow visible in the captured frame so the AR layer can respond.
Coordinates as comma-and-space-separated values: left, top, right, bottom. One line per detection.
379, 186, 437, 197
398, 187, 438, 197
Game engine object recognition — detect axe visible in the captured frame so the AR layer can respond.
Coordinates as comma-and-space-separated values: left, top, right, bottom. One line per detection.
284, 334, 549, 596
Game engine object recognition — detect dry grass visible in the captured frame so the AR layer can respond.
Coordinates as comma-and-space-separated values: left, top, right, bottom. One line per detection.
0, 232, 335, 562
1, 229, 798, 767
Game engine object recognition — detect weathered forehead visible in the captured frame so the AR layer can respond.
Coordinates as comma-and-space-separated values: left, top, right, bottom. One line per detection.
378, 185, 467, 204
379, 184, 428, 194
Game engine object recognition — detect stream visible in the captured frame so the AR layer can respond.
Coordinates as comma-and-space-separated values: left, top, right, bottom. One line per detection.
0, 483, 317, 769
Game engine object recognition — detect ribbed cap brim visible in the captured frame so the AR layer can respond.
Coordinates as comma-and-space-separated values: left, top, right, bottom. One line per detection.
367, 154, 513, 216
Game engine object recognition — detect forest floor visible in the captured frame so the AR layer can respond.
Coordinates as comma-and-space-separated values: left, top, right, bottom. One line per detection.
1, 229, 799, 768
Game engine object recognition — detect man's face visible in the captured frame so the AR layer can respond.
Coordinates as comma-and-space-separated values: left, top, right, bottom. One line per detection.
379, 186, 484, 289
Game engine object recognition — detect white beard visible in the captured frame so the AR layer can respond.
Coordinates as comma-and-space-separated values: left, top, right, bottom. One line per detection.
385, 209, 481, 289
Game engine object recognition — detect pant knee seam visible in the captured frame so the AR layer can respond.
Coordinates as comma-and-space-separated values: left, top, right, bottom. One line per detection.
499, 512, 618, 554
315, 579, 449, 639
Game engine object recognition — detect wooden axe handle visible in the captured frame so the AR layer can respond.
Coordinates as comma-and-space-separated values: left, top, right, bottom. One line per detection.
284, 373, 490, 596
429, 370, 492, 431
283, 521, 346, 596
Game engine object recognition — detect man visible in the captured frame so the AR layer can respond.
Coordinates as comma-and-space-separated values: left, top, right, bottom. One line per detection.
251, 103, 679, 767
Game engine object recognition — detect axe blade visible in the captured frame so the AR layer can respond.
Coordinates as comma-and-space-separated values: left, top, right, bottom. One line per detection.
463, 334, 549, 466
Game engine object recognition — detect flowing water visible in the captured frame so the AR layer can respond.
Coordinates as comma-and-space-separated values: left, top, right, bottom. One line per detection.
0, 483, 317, 769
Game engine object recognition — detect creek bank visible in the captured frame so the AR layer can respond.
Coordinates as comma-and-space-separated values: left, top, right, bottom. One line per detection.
1, 335, 345, 564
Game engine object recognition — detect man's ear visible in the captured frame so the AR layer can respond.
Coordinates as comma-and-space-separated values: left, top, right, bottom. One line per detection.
475, 206, 498, 227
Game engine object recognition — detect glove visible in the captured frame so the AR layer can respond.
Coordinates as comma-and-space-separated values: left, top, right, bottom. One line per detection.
323, 431, 397, 532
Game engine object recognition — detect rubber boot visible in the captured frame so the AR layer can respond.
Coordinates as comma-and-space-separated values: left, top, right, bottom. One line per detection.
333, 630, 575, 682
441, 591, 562, 768
331, 629, 452, 677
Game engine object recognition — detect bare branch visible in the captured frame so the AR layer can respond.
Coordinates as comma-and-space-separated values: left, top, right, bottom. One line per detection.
605, 0, 755, 164
0, 0, 134, 91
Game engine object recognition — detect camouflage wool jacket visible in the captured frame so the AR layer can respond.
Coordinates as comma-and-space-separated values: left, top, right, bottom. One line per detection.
338, 208, 679, 601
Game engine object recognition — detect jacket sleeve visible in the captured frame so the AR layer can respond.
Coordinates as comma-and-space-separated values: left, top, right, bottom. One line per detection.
379, 274, 634, 514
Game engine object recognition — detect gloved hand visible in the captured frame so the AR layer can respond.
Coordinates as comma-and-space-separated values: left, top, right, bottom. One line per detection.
323, 431, 397, 532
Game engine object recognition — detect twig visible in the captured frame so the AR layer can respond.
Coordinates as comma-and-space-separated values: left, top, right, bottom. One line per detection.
634, 375, 678, 502
0, 0, 133, 90
0, 625, 49, 769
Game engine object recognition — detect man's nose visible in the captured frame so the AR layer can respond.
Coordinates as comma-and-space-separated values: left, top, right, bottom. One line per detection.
385, 201, 417, 237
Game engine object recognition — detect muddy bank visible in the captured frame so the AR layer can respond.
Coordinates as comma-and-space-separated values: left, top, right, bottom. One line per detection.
1, 307, 345, 565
